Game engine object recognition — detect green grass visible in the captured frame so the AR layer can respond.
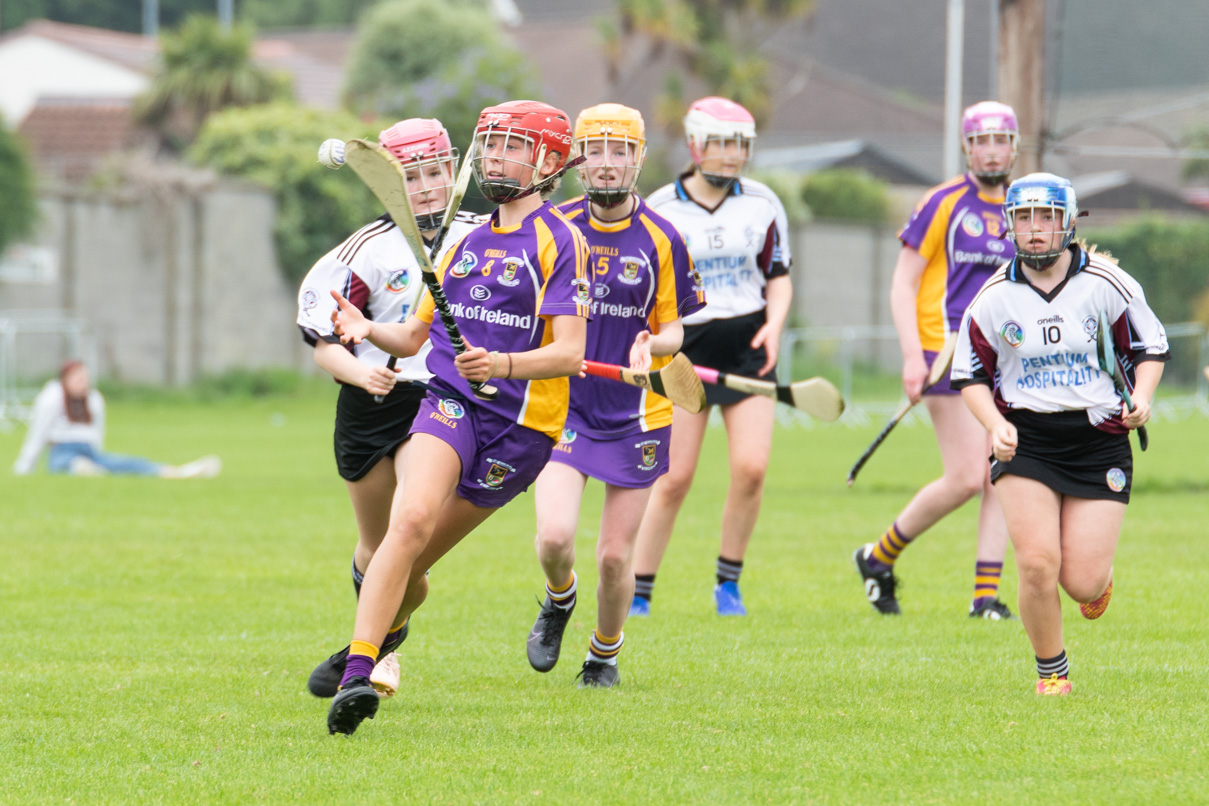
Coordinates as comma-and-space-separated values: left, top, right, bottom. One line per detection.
2, 385, 1207, 804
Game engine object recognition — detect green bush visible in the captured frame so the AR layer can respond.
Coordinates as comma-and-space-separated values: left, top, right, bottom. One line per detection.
800, 168, 889, 224
1082, 217, 1209, 324
189, 102, 385, 285
0, 121, 37, 254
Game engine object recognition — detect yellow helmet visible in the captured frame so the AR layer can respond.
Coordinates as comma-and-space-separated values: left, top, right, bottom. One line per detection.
573, 103, 647, 208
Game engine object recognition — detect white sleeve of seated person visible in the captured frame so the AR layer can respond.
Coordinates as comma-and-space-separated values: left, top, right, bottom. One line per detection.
12, 383, 58, 475
91, 390, 106, 451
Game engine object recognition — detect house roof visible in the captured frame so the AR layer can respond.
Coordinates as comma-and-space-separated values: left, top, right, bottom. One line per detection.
754, 140, 937, 186
1072, 171, 1208, 216
16, 97, 143, 182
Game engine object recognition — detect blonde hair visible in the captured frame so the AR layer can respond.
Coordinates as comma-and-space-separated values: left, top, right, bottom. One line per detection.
1078, 238, 1119, 265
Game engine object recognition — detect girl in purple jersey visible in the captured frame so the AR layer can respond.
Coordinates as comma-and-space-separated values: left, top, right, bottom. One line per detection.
631, 96, 792, 617
323, 100, 590, 736
854, 101, 1020, 620
524, 104, 704, 688
954, 173, 1167, 694
298, 118, 479, 701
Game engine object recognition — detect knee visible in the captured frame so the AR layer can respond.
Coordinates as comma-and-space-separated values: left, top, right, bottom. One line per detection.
1058, 569, 1107, 604
535, 525, 575, 560
1015, 551, 1060, 590
945, 468, 983, 502
596, 545, 632, 585
730, 459, 767, 495
654, 471, 694, 505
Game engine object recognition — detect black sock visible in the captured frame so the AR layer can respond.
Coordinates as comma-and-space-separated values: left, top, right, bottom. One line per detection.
1036, 650, 1069, 679
351, 557, 364, 598
634, 574, 655, 602
716, 556, 743, 585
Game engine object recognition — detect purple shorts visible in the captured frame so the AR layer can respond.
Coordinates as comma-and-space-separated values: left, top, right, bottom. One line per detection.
409, 392, 554, 508
923, 348, 959, 396
548, 425, 671, 488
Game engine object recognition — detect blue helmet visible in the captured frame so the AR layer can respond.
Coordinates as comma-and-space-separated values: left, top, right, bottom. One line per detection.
1004, 173, 1078, 268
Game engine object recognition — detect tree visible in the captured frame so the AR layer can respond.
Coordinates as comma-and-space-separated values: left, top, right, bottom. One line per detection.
189, 102, 385, 284
135, 15, 291, 151
603, 0, 816, 129
1182, 126, 1209, 183
799, 169, 889, 224
0, 121, 37, 254
342, 0, 539, 150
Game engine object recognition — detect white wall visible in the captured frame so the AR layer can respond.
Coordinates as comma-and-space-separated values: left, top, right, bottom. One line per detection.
0, 36, 148, 125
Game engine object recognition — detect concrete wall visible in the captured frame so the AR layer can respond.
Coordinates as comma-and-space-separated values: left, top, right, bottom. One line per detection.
0, 182, 308, 385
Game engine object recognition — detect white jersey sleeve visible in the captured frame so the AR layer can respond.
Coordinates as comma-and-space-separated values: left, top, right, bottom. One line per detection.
296, 213, 481, 382
648, 176, 792, 325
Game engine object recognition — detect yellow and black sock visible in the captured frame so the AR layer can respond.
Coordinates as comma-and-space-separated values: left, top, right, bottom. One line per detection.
547, 571, 577, 610
972, 561, 1003, 608
870, 522, 913, 569
587, 629, 623, 665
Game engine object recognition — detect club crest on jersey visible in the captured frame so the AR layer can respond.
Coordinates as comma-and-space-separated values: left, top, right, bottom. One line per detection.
636, 439, 660, 469
1000, 321, 1025, 348
497, 257, 523, 287
572, 277, 591, 304
386, 268, 411, 293
301, 288, 318, 310
451, 252, 477, 278
483, 459, 517, 488
690, 269, 704, 293
438, 398, 465, 419
617, 257, 644, 285
1083, 316, 1098, 342
1106, 467, 1126, 493
962, 213, 985, 238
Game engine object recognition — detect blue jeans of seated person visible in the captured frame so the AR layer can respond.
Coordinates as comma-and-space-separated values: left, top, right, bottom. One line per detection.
47, 442, 163, 476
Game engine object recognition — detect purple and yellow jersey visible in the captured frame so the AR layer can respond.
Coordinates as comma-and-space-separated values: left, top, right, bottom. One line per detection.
898, 173, 1015, 352
556, 196, 706, 437
417, 202, 591, 441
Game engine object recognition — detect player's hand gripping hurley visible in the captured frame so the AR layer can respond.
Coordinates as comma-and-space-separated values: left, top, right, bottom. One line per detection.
1096, 308, 1148, 451
581, 353, 707, 414
342, 138, 498, 402
847, 333, 957, 486
692, 366, 844, 422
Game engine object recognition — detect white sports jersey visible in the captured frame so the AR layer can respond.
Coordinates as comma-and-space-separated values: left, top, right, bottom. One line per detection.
647, 175, 791, 325
952, 246, 1169, 431
296, 212, 480, 381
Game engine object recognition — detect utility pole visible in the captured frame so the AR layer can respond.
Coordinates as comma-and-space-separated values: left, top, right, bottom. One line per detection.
942, 0, 965, 179
143, 0, 158, 39
218, 0, 233, 31
997, 0, 1046, 175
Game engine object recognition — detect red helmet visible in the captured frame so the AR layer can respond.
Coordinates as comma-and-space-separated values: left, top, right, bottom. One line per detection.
378, 118, 458, 229
471, 100, 574, 203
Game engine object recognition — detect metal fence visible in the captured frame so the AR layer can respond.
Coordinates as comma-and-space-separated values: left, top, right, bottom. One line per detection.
0, 310, 94, 428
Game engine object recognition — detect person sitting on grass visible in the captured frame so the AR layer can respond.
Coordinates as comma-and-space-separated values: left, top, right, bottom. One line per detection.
11, 360, 221, 479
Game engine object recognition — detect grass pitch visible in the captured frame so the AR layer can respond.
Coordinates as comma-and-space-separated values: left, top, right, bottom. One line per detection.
1, 381, 1207, 804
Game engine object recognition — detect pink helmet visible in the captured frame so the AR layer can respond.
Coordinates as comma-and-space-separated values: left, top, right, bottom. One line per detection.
377, 118, 458, 229
379, 118, 456, 164
961, 101, 1019, 140
683, 97, 756, 188
961, 101, 1018, 185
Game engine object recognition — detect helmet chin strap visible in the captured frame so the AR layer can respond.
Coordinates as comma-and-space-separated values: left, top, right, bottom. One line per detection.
974, 170, 1011, 186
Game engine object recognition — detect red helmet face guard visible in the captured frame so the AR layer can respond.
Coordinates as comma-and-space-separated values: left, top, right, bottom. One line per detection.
471, 101, 574, 204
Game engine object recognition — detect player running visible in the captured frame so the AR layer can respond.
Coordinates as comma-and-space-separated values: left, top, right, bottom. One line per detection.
951, 172, 1168, 694
323, 100, 591, 735
629, 96, 792, 617
853, 101, 1019, 619
525, 104, 705, 687
298, 118, 482, 700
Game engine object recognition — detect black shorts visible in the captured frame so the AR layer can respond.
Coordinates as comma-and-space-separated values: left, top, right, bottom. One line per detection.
989, 409, 1133, 503
333, 381, 427, 481
682, 310, 775, 406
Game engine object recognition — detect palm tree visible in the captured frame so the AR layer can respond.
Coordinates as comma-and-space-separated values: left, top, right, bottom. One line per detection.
135, 15, 290, 151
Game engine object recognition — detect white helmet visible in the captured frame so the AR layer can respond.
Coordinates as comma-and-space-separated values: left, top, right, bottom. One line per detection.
684, 96, 756, 188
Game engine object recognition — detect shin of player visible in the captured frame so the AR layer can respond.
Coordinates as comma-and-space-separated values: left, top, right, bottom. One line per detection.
298, 118, 474, 699
630, 97, 792, 617
323, 100, 590, 735
952, 173, 1168, 693
854, 101, 1019, 619
527, 104, 705, 686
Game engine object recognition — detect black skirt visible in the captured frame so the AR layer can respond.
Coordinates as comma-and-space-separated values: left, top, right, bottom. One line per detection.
990, 409, 1133, 503
333, 381, 427, 481
682, 310, 776, 406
